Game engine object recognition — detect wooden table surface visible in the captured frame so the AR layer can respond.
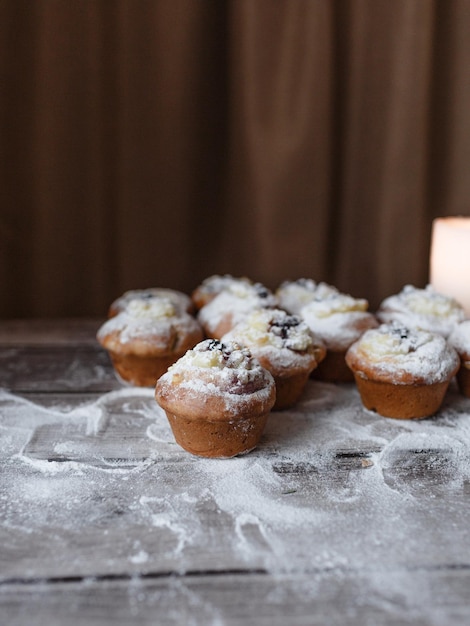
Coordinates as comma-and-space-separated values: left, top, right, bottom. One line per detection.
1, 319, 470, 625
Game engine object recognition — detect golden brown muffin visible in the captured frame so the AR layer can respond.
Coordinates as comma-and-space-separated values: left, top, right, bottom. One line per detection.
377, 284, 465, 338
197, 281, 278, 339
155, 339, 276, 458
222, 308, 326, 410
191, 274, 252, 310
108, 288, 194, 318
448, 320, 470, 397
97, 297, 203, 387
345, 323, 460, 419
298, 286, 378, 382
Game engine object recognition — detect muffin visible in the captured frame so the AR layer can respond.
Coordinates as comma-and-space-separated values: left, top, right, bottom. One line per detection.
298, 287, 378, 382
197, 281, 278, 339
377, 284, 465, 338
97, 297, 203, 387
222, 308, 326, 410
276, 279, 338, 315
191, 274, 252, 310
345, 323, 460, 419
155, 339, 276, 457
448, 320, 470, 397
108, 288, 194, 318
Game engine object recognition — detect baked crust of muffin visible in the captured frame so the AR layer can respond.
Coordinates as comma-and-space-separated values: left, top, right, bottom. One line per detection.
448, 320, 470, 397
97, 298, 203, 387
222, 308, 326, 410
346, 323, 460, 419
155, 339, 276, 457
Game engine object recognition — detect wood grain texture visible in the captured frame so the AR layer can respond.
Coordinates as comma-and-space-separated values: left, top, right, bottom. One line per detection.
0, 319, 104, 346
0, 345, 119, 392
2, 568, 470, 626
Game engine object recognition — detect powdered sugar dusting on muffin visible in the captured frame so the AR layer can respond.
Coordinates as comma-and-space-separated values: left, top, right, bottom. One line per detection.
299, 292, 376, 351
125, 298, 176, 319
165, 339, 271, 388
197, 282, 278, 335
301, 292, 368, 318
276, 279, 338, 314
377, 285, 465, 337
97, 297, 201, 347
194, 274, 252, 297
448, 320, 470, 361
346, 323, 460, 384
222, 308, 322, 370
159, 339, 275, 412
109, 288, 192, 316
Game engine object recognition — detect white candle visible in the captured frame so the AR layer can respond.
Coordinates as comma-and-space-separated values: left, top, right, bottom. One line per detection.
430, 217, 470, 316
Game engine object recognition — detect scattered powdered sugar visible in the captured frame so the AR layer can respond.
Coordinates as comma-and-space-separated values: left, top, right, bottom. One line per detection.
182, 380, 470, 574
0, 387, 157, 472
2, 378, 470, 616
197, 454, 326, 530
129, 549, 150, 564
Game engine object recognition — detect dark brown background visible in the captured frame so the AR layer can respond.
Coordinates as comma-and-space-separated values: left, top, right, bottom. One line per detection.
2, 0, 470, 319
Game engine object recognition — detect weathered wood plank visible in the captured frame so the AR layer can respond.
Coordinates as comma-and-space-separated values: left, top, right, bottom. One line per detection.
1, 568, 470, 626
2, 448, 468, 582
0, 318, 119, 392
0, 319, 104, 346
1, 383, 469, 583
0, 346, 119, 392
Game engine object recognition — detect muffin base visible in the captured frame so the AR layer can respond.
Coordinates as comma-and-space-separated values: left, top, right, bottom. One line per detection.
109, 352, 178, 387
311, 350, 354, 383
164, 411, 270, 458
273, 372, 311, 411
456, 364, 470, 398
353, 374, 450, 419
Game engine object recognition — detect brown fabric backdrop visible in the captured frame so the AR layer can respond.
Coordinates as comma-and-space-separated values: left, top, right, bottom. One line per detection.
1, 0, 470, 318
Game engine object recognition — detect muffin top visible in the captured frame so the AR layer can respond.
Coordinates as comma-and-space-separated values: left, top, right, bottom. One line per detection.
222, 308, 325, 374
377, 284, 465, 338
197, 282, 278, 336
97, 297, 203, 356
191, 274, 253, 309
108, 288, 193, 317
448, 320, 470, 362
276, 279, 338, 314
299, 291, 377, 351
155, 339, 276, 419
345, 323, 460, 385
